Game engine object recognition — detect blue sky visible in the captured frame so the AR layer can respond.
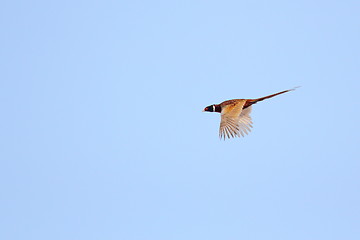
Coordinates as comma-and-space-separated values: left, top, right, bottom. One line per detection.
1, 0, 360, 239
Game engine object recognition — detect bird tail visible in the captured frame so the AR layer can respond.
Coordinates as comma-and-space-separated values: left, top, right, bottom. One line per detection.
244, 87, 299, 108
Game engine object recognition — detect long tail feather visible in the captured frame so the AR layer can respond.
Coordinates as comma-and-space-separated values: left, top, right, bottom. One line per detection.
244, 86, 299, 108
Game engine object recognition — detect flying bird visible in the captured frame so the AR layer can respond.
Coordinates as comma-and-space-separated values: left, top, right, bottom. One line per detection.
203, 87, 298, 140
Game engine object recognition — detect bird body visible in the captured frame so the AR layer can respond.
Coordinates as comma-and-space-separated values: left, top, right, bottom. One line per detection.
203, 88, 297, 139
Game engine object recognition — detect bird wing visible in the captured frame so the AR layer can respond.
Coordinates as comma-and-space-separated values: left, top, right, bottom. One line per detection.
237, 106, 253, 137
219, 100, 253, 139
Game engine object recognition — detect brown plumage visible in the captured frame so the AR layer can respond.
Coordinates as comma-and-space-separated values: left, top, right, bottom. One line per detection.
203, 87, 298, 140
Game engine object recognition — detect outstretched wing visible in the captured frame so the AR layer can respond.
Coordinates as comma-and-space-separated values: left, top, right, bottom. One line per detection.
237, 106, 253, 137
219, 101, 253, 140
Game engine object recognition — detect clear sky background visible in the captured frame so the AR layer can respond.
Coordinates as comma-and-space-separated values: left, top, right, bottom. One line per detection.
1, 1, 360, 239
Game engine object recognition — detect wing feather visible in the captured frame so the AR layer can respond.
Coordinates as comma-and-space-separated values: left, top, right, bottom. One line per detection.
219, 103, 253, 140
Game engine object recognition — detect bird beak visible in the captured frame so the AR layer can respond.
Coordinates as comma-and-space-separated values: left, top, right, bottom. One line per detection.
202, 109, 205, 112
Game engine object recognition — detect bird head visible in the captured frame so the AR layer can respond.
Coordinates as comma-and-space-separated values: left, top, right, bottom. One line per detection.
203, 104, 216, 112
